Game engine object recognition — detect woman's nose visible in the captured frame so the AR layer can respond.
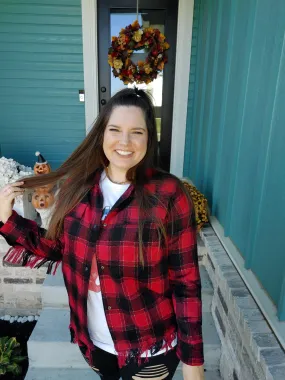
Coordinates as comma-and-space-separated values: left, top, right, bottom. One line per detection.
120, 133, 130, 145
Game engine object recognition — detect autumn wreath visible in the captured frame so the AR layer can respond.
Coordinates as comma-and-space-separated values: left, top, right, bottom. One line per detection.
108, 20, 170, 85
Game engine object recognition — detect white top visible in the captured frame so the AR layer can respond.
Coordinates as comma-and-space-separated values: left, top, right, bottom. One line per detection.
87, 170, 177, 356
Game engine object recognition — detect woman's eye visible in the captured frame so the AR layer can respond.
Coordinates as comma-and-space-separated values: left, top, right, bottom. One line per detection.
109, 128, 119, 132
133, 131, 143, 134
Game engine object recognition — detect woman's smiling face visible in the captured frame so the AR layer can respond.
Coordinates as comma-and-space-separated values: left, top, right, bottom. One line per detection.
103, 106, 148, 175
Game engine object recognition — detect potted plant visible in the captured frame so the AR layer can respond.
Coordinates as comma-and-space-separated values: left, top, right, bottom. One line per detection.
0, 337, 26, 379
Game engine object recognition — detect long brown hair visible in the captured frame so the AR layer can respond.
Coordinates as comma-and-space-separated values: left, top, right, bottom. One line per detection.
19, 88, 162, 263
20, 88, 193, 265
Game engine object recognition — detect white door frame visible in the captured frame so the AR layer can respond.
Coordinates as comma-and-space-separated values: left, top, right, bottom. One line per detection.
81, 0, 194, 177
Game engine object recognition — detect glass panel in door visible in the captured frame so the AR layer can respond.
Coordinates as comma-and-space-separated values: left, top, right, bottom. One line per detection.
110, 10, 165, 143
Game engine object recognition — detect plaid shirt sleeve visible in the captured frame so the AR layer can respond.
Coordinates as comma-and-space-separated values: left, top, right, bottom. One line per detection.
167, 185, 204, 366
0, 211, 63, 264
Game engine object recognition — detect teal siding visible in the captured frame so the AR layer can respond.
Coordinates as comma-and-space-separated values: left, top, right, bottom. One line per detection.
185, 0, 285, 319
0, 0, 85, 169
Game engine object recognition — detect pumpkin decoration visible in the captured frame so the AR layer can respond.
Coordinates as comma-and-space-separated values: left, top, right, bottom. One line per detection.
31, 186, 56, 230
182, 181, 209, 232
33, 151, 51, 175
32, 151, 56, 229
31, 188, 55, 210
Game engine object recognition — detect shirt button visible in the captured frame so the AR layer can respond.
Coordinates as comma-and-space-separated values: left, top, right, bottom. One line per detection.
101, 266, 104, 270
85, 265, 89, 272
108, 306, 111, 310
103, 223, 107, 227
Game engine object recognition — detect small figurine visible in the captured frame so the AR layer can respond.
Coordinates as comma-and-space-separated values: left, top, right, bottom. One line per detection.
32, 188, 55, 210
32, 188, 56, 229
31, 151, 56, 229
34, 151, 51, 175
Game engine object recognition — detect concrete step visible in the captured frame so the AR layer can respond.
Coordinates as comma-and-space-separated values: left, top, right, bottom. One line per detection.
202, 312, 221, 370
199, 266, 221, 371
200, 265, 214, 295
27, 309, 220, 370
0, 235, 10, 254
204, 370, 221, 380
41, 264, 69, 308
200, 264, 214, 314
25, 368, 95, 380
174, 366, 221, 380
27, 308, 87, 369
26, 367, 221, 380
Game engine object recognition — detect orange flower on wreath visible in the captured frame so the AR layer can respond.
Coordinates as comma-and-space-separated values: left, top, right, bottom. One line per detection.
163, 42, 170, 50
108, 54, 113, 66
159, 33, 166, 42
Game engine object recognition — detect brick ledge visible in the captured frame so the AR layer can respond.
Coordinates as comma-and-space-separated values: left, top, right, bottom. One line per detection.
199, 224, 285, 380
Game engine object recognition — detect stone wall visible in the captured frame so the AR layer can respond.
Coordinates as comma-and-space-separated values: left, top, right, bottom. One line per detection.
0, 236, 46, 316
199, 225, 285, 380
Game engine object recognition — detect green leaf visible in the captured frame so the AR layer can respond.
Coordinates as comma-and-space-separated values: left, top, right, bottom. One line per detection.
13, 355, 26, 363
7, 337, 18, 351
6, 363, 21, 375
0, 357, 10, 365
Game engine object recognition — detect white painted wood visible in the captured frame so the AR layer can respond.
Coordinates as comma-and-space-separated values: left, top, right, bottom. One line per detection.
81, 0, 99, 135
210, 215, 285, 351
170, 0, 194, 177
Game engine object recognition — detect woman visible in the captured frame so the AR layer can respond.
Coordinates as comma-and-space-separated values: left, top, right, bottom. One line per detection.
0, 88, 204, 380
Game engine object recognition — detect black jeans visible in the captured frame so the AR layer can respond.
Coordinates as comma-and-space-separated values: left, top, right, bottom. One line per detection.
79, 345, 180, 380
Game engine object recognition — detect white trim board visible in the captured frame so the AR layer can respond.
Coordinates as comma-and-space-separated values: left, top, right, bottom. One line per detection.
81, 0, 194, 172
81, 0, 99, 134
210, 215, 285, 350
170, 0, 194, 177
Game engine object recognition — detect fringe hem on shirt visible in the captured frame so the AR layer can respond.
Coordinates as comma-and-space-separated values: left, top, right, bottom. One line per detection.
3, 246, 60, 275
69, 324, 177, 370
117, 332, 177, 368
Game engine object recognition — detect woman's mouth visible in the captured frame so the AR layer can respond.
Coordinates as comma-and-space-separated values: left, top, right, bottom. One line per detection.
115, 150, 134, 157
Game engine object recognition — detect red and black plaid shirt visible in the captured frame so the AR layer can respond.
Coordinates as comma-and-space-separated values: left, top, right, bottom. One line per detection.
0, 168, 204, 367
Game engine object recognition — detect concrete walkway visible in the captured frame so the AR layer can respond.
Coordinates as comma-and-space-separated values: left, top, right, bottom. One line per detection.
25, 255, 222, 379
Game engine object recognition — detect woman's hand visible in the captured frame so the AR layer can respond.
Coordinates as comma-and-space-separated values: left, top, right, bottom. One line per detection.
0, 182, 24, 223
182, 363, 205, 380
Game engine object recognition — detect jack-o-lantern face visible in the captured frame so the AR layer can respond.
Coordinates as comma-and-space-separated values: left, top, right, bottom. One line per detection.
32, 190, 55, 209
34, 163, 51, 175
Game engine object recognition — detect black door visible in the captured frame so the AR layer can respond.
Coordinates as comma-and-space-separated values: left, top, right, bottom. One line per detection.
97, 0, 178, 171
